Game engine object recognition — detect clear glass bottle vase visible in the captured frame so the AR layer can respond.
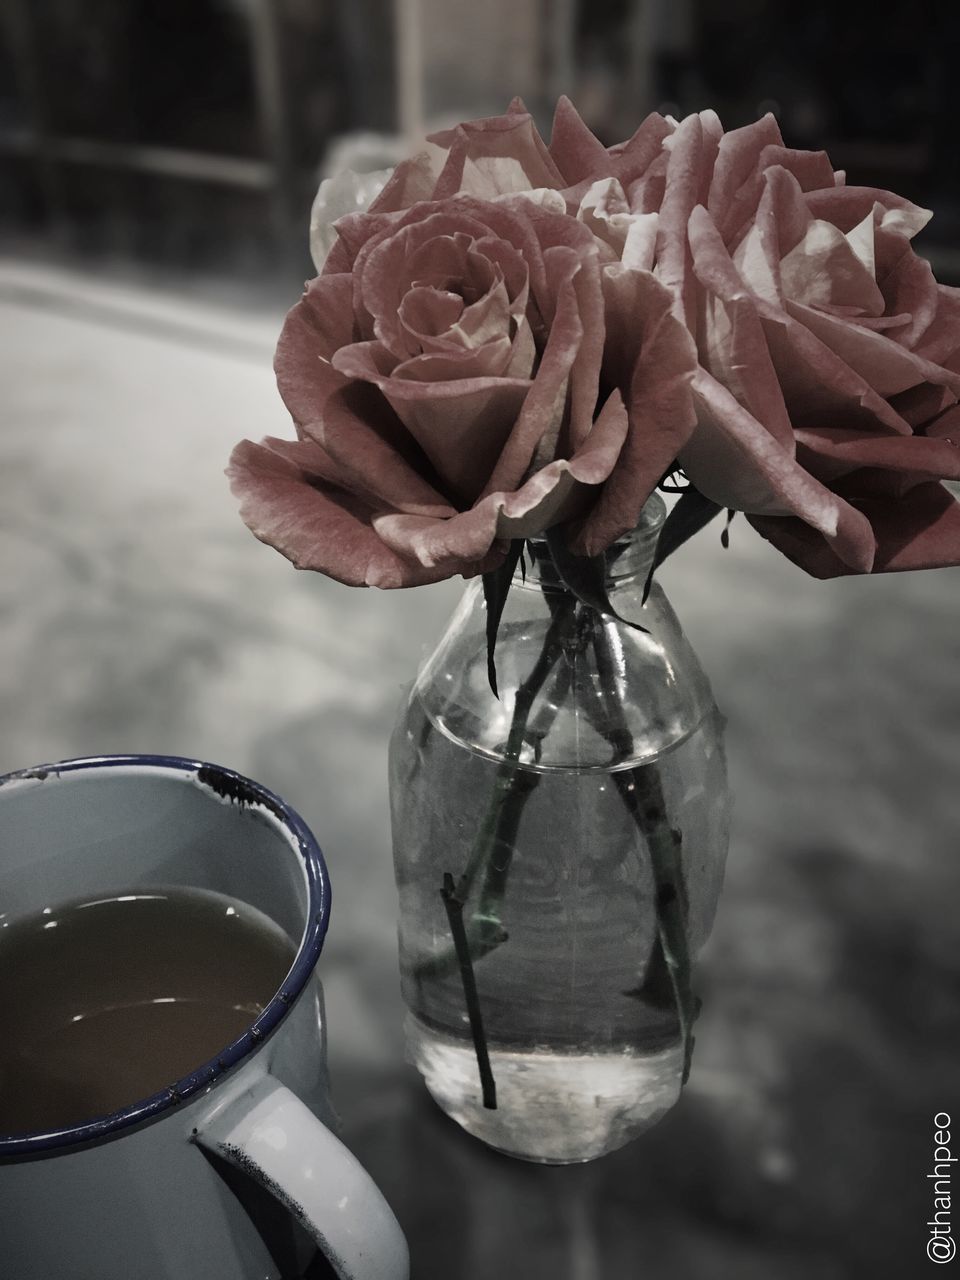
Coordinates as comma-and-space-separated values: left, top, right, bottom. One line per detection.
389, 495, 730, 1163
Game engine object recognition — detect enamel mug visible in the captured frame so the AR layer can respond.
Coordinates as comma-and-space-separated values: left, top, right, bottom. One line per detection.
0, 755, 409, 1280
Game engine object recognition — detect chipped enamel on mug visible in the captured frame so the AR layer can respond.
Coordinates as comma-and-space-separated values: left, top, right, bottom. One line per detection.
0, 755, 409, 1280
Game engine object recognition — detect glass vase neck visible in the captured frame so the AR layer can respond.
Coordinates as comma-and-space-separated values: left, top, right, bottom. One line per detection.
517, 493, 667, 590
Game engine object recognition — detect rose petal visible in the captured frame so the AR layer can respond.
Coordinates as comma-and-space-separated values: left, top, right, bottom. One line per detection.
391, 336, 515, 383
497, 187, 570, 216
331, 339, 399, 380
681, 369, 876, 571
398, 286, 466, 352
731, 220, 780, 305
888, 384, 956, 428
926, 404, 960, 441
548, 96, 612, 184
732, 165, 817, 303
479, 243, 595, 497
755, 299, 913, 434
408, 231, 496, 292
785, 299, 960, 400
310, 168, 392, 272
365, 145, 447, 215
227, 437, 454, 587
779, 218, 885, 316
706, 114, 783, 232
575, 179, 663, 273
472, 234, 531, 310
382, 366, 532, 503
803, 186, 932, 237
346, 197, 551, 334
358, 218, 484, 350
875, 235, 939, 351
831, 311, 911, 332
356, 213, 531, 365
688, 204, 793, 448
621, 214, 659, 272
274, 275, 355, 428
329, 337, 531, 502
542, 236, 605, 455
719, 144, 835, 246
845, 210, 876, 274
400, 278, 513, 354
374, 390, 631, 566
608, 112, 676, 189
494, 394, 629, 540
577, 178, 631, 252
430, 109, 565, 201
750, 481, 960, 576
309, 384, 457, 517
627, 150, 669, 215
387, 230, 531, 360
574, 274, 697, 555
913, 284, 960, 367
794, 426, 960, 486
656, 113, 720, 329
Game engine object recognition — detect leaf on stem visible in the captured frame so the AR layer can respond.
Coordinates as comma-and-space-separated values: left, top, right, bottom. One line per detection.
545, 527, 648, 631
482, 540, 525, 698
642, 486, 723, 604
720, 508, 736, 549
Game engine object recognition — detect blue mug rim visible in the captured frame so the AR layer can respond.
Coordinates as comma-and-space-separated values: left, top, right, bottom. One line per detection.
0, 754, 331, 1160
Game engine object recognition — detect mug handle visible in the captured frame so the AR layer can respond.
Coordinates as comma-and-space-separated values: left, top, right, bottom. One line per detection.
194, 1072, 409, 1280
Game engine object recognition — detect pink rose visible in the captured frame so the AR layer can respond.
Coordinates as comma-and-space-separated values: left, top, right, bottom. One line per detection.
652, 110, 960, 576
232, 98, 960, 583
228, 104, 697, 587
377, 98, 960, 577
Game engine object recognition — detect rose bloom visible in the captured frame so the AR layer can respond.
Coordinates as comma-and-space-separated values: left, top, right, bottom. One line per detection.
228, 105, 695, 587
656, 109, 960, 576
230, 98, 960, 583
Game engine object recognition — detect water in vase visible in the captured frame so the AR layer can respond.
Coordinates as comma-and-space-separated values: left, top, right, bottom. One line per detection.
390, 691, 728, 1164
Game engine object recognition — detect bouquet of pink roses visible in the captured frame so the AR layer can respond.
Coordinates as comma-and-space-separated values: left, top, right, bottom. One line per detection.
231, 96, 960, 589
229, 98, 960, 1161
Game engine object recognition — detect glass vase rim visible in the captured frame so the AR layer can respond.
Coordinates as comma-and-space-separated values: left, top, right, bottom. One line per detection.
525, 492, 667, 552
517, 492, 666, 586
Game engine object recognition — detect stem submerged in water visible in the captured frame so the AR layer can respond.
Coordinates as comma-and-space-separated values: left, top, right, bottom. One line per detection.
420, 594, 577, 981
432, 594, 577, 1104
591, 621, 698, 1083
440, 873, 497, 1109
431, 575, 699, 1109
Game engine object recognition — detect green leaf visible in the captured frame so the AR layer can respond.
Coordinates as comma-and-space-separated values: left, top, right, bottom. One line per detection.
643, 486, 723, 604
481, 540, 525, 698
545, 527, 648, 631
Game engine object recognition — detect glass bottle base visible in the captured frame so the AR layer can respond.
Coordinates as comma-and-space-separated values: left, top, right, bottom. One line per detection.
405, 1015, 683, 1163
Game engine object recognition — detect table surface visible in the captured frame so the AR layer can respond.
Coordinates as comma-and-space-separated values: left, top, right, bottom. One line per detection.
2, 258, 958, 1280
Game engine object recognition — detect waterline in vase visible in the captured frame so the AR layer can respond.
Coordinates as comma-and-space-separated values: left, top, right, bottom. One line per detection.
406, 1014, 683, 1164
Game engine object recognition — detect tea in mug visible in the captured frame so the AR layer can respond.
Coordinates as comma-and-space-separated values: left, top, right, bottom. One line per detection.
0, 886, 296, 1135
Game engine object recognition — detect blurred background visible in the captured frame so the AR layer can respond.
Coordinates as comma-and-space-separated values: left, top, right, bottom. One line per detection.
1, 2, 959, 1278
3, 0, 960, 288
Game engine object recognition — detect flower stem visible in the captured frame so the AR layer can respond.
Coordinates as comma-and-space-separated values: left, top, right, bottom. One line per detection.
428, 593, 578, 1106
440, 873, 497, 1109
417, 594, 576, 981
590, 621, 698, 1083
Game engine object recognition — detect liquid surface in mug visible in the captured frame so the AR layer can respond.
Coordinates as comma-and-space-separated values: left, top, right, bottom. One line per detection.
0, 885, 297, 1136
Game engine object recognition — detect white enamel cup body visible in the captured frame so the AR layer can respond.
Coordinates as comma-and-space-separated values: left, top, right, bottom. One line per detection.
0, 756, 408, 1280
